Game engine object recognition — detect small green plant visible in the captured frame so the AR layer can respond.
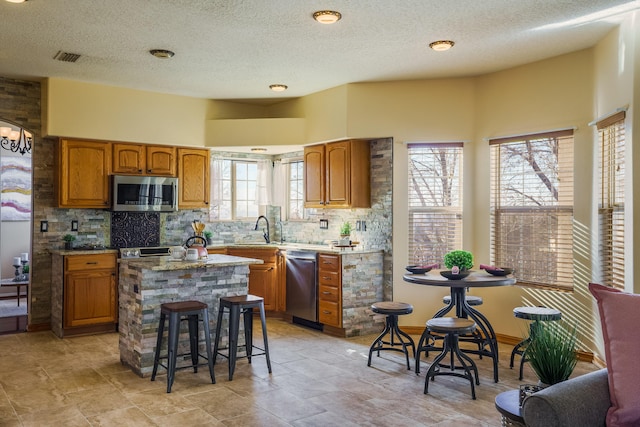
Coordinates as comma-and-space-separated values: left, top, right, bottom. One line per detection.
63, 234, 76, 242
526, 321, 578, 385
443, 250, 473, 270
340, 222, 352, 236
22, 264, 29, 274
203, 230, 213, 240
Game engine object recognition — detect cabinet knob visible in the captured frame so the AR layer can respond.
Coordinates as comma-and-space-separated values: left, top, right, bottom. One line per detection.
86, 262, 98, 265
323, 310, 332, 314
322, 291, 332, 295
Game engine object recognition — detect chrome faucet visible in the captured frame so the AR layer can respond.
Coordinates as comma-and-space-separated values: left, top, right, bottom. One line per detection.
254, 215, 270, 243
276, 221, 284, 244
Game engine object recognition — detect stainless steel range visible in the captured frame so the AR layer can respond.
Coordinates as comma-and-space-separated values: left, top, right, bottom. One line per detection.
119, 246, 172, 258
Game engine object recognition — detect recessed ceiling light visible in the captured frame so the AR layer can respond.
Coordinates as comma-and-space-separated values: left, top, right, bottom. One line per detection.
5, 0, 28, 3
269, 84, 288, 92
429, 40, 455, 52
313, 10, 341, 24
251, 148, 267, 153
149, 49, 175, 59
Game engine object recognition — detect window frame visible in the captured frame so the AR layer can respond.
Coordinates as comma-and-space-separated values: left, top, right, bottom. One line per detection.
287, 159, 305, 220
211, 158, 259, 221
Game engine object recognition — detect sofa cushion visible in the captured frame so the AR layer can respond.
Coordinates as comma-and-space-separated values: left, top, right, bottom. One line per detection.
589, 283, 640, 427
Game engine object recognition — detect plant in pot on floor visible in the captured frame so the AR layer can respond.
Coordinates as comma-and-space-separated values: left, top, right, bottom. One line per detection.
63, 234, 76, 250
526, 320, 578, 387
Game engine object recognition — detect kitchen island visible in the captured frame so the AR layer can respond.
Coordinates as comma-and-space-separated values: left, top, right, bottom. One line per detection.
118, 254, 262, 377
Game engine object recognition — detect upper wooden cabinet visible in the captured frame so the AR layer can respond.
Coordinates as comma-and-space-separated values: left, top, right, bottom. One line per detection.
113, 143, 176, 176
304, 139, 370, 208
177, 148, 210, 208
57, 139, 111, 208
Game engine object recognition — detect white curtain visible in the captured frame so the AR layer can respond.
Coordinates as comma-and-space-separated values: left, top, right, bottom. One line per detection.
272, 160, 287, 208
209, 154, 224, 220
255, 159, 272, 206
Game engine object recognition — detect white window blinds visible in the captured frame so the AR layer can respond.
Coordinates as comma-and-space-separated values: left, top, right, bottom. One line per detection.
597, 111, 626, 290
408, 143, 463, 265
489, 130, 574, 289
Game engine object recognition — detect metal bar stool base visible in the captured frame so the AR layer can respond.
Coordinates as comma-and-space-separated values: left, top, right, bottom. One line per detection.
367, 302, 415, 370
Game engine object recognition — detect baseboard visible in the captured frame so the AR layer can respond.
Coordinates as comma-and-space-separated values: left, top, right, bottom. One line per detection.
27, 322, 50, 332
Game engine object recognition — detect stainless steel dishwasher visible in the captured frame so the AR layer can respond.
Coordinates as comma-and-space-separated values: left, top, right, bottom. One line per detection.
285, 250, 319, 325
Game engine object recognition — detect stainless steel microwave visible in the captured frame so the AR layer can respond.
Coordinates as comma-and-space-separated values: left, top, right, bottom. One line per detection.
111, 175, 178, 212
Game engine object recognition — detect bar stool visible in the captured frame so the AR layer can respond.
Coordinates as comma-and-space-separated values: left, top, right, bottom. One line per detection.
416, 295, 485, 373
423, 317, 479, 399
213, 294, 272, 381
367, 301, 415, 370
510, 306, 562, 380
151, 300, 215, 393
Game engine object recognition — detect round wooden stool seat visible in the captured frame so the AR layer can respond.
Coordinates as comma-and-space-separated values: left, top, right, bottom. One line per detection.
427, 317, 477, 334
513, 306, 562, 321
443, 295, 483, 306
371, 301, 413, 316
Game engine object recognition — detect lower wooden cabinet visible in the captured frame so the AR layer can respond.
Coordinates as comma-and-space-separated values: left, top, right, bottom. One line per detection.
63, 253, 118, 331
318, 254, 342, 327
227, 248, 283, 312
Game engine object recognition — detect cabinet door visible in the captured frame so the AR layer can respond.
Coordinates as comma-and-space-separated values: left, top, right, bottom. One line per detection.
303, 144, 325, 208
178, 148, 210, 208
325, 141, 350, 207
113, 143, 145, 174
248, 264, 277, 311
64, 270, 117, 328
146, 146, 176, 176
58, 139, 111, 208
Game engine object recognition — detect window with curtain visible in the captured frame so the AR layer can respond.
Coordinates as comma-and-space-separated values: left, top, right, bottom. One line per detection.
408, 143, 463, 265
210, 159, 258, 220
489, 130, 574, 289
597, 111, 626, 290
288, 160, 305, 220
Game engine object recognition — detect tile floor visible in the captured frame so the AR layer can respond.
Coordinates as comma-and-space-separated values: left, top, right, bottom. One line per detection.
0, 318, 597, 426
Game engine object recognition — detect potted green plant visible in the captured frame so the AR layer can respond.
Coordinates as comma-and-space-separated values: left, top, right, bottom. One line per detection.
203, 230, 213, 245
443, 250, 474, 271
63, 234, 76, 250
339, 222, 352, 245
526, 321, 578, 386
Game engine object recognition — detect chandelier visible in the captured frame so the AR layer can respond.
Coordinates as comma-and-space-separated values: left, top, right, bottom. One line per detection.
0, 127, 32, 156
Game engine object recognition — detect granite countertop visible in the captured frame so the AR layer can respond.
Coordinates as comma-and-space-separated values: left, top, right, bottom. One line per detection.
218, 242, 383, 255
123, 254, 263, 271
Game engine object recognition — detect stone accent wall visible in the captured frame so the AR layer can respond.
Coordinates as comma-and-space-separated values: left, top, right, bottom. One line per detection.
118, 261, 250, 377
341, 251, 386, 337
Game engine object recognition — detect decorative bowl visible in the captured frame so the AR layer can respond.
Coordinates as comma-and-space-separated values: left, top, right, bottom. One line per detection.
440, 270, 471, 280
484, 267, 513, 276
406, 265, 433, 274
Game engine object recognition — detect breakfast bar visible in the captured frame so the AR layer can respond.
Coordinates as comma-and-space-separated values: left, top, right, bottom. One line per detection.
118, 254, 262, 377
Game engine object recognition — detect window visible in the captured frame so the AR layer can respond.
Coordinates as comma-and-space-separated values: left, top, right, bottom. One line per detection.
408, 143, 463, 265
489, 130, 574, 289
288, 160, 305, 220
597, 111, 626, 290
211, 159, 258, 220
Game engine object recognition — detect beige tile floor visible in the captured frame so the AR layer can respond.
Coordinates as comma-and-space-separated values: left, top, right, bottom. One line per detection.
0, 318, 597, 426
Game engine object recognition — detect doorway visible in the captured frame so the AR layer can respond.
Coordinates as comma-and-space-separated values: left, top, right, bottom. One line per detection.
0, 120, 32, 333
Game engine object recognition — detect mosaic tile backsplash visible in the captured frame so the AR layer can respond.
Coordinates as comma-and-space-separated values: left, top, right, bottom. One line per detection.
110, 212, 160, 248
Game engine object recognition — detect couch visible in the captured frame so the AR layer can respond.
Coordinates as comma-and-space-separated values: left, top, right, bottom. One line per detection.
521, 369, 610, 427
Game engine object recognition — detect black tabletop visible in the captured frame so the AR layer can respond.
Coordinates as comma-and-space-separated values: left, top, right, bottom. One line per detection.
495, 390, 525, 424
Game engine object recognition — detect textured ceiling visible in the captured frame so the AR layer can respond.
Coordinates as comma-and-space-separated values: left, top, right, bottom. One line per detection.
0, 0, 637, 103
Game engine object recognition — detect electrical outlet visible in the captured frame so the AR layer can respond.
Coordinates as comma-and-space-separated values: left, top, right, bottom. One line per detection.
356, 221, 361, 231
319, 219, 329, 229
71, 220, 78, 231
362, 221, 367, 231
40, 221, 48, 232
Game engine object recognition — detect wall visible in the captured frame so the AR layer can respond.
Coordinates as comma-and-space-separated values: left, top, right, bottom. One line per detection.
0, 76, 55, 327
43, 78, 209, 145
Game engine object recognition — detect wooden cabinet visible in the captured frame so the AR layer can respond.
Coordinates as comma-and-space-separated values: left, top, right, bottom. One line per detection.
63, 253, 117, 331
227, 248, 282, 312
318, 253, 342, 328
304, 139, 370, 208
113, 143, 176, 176
57, 139, 111, 208
178, 148, 210, 208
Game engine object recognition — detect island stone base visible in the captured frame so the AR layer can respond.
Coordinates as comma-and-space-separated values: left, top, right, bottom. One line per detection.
119, 261, 252, 377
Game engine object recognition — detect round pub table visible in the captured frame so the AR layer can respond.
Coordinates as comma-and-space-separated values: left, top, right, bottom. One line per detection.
404, 270, 516, 382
